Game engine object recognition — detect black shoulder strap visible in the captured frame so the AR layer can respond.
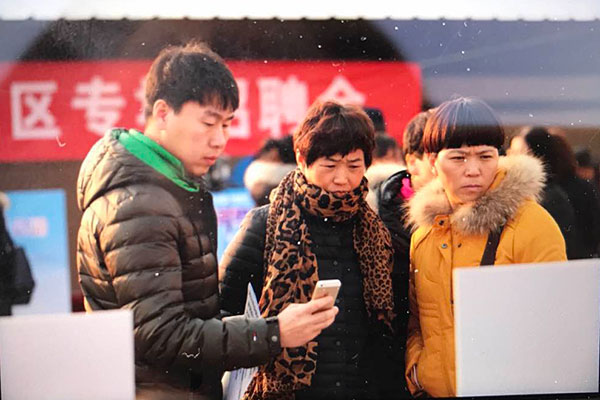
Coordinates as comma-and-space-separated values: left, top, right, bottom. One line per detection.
480, 224, 506, 267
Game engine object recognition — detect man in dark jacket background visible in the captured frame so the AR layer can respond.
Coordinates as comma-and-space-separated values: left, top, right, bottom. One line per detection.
378, 109, 434, 271
76, 42, 337, 400
375, 109, 435, 396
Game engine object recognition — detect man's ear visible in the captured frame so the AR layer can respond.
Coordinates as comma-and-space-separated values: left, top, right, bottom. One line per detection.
428, 153, 438, 176
152, 100, 170, 129
296, 151, 305, 167
296, 151, 308, 174
405, 153, 417, 175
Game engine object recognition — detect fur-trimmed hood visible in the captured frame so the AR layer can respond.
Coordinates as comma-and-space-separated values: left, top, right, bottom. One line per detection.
243, 160, 297, 191
365, 162, 406, 189
407, 154, 545, 235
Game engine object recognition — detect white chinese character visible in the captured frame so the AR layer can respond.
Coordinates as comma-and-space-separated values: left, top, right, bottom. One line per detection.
258, 75, 309, 138
281, 76, 310, 130
318, 75, 366, 106
134, 77, 146, 128
10, 81, 61, 140
71, 76, 126, 136
229, 78, 250, 139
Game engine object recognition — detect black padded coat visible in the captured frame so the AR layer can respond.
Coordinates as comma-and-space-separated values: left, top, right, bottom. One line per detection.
220, 205, 409, 399
77, 132, 278, 400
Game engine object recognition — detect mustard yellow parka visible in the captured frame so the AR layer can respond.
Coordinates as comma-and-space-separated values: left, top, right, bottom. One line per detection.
405, 154, 567, 397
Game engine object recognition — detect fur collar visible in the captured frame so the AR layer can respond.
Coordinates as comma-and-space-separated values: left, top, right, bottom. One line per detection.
407, 154, 545, 235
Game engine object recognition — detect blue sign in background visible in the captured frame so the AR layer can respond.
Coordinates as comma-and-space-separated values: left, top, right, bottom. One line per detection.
212, 188, 255, 263
4, 189, 71, 314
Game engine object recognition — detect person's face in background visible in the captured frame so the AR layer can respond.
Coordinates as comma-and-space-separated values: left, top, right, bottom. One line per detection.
406, 152, 435, 190
374, 147, 403, 164
507, 136, 529, 156
298, 149, 366, 195
258, 148, 281, 162
431, 144, 499, 209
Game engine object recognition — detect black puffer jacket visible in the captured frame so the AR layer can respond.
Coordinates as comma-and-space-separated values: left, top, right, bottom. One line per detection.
559, 175, 600, 258
376, 170, 413, 396
77, 132, 278, 399
220, 205, 408, 399
539, 180, 586, 259
377, 171, 411, 330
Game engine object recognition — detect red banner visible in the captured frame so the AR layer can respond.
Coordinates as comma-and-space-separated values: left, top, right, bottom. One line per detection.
0, 60, 421, 162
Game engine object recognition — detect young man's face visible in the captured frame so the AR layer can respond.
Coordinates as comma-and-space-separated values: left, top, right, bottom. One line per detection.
159, 101, 235, 177
406, 152, 435, 190
507, 136, 529, 156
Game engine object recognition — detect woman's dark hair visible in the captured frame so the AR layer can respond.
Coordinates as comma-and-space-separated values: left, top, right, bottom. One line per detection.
293, 101, 375, 167
519, 126, 577, 182
551, 135, 577, 182
520, 126, 555, 170
423, 97, 505, 154
144, 41, 239, 118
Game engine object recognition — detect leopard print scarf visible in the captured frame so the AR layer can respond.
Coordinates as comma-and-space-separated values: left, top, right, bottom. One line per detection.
244, 168, 395, 400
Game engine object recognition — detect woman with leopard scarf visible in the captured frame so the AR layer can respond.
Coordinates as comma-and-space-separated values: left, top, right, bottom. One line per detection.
220, 101, 409, 399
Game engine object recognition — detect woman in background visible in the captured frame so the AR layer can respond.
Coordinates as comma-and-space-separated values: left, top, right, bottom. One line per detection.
509, 127, 585, 259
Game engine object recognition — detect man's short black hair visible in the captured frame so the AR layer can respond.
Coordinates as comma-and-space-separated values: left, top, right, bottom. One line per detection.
256, 135, 296, 164
144, 41, 239, 117
402, 109, 434, 157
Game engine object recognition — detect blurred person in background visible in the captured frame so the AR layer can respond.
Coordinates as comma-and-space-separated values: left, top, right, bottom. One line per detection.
406, 98, 566, 397
368, 109, 436, 394
363, 106, 405, 210
365, 133, 405, 211
574, 146, 600, 189
553, 134, 600, 258
378, 109, 435, 254
221, 101, 406, 399
76, 42, 336, 400
243, 135, 296, 206
204, 155, 233, 191
509, 127, 585, 259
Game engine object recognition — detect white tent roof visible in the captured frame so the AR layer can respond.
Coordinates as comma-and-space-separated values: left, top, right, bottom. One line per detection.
1, 0, 600, 21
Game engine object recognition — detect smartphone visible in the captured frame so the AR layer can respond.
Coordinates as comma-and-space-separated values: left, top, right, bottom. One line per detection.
312, 279, 341, 303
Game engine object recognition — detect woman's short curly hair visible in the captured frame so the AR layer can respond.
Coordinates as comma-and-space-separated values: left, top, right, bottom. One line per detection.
293, 101, 375, 167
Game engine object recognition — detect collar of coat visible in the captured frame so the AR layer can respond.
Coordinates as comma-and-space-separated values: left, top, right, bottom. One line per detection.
407, 153, 545, 236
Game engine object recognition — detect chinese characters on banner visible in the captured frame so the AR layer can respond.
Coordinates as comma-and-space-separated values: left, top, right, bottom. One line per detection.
0, 60, 421, 162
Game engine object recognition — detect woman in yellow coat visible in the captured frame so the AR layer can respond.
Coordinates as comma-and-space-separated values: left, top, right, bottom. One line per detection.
405, 97, 567, 397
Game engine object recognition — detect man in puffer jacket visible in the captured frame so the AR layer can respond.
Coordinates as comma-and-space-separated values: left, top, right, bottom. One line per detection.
375, 109, 435, 397
76, 42, 337, 400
